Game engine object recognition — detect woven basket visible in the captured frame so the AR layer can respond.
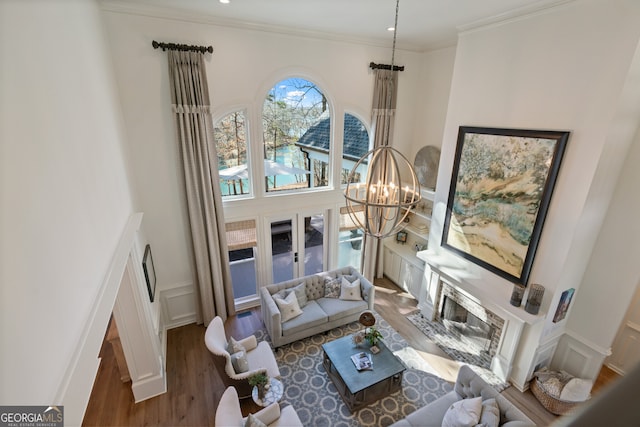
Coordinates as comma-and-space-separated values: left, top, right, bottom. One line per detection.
530, 378, 585, 415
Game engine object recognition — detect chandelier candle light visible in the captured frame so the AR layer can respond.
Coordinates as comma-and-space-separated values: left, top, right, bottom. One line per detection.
344, 0, 421, 239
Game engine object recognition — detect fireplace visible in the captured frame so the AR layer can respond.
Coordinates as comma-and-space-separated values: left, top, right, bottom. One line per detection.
441, 296, 494, 353
435, 282, 505, 362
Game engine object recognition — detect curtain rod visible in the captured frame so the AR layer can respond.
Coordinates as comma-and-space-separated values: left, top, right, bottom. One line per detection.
152, 40, 213, 54
369, 62, 405, 71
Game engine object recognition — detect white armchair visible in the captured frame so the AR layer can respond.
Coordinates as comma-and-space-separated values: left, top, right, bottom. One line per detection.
215, 386, 303, 427
204, 316, 280, 398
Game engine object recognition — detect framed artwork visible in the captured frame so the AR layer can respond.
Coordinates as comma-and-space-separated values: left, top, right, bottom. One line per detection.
442, 126, 569, 285
553, 288, 575, 323
396, 230, 408, 243
142, 244, 157, 302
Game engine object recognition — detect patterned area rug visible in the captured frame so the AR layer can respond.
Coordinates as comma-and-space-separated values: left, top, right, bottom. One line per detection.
255, 313, 453, 427
406, 311, 510, 392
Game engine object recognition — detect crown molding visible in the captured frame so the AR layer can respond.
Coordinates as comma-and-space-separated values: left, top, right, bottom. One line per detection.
98, 0, 425, 53
457, 0, 576, 35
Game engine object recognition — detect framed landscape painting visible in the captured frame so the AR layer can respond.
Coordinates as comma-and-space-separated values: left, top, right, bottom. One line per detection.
442, 126, 569, 285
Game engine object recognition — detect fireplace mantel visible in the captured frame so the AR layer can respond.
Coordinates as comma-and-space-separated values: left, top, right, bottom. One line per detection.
416, 250, 544, 325
416, 249, 545, 386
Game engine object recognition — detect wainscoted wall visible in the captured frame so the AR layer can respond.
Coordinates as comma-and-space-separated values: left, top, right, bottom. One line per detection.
160, 282, 198, 329
552, 332, 612, 380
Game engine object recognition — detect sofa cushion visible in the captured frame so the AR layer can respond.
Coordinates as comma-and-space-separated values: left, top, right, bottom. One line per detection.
324, 276, 342, 298
306, 277, 324, 301
442, 396, 482, 427
281, 300, 328, 336
316, 297, 368, 322
230, 350, 249, 374
339, 276, 362, 301
290, 282, 308, 308
401, 391, 459, 427
245, 412, 267, 427
273, 291, 303, 322
227, 336, 245, 354
478, 398, 500, 427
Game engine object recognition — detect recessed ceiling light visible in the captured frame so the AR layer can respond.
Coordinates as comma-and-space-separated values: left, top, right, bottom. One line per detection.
219, 0, 230, 4
387, 27, 395, 32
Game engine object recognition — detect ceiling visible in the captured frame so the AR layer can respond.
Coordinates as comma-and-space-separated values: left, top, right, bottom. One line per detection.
101, 0, 570, 51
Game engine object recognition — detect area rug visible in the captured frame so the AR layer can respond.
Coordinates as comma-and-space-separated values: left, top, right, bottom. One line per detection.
254, 313, 453, 427
406, 311, 510, 392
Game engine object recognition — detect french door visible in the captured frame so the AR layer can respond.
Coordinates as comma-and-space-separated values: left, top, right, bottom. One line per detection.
267, 211, 327, 283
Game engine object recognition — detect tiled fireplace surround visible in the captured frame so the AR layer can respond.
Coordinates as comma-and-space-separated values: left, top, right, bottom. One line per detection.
435, 282, 505, 364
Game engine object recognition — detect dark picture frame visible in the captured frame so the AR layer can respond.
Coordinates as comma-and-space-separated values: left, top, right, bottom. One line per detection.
442, 126, 569, 285
142, 244, 156, 302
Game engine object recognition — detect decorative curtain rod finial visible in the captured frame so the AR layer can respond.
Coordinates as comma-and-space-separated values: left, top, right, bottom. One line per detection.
152, 40, 213, 54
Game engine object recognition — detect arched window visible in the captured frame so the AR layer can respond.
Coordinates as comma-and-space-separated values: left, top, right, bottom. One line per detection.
214, 110, 250, 197
262, 77, 329, 193
341, 113, 370, 185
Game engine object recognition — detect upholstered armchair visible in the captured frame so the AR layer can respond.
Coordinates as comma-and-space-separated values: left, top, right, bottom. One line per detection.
204, 316, 280, 398
215, 386, 303, 427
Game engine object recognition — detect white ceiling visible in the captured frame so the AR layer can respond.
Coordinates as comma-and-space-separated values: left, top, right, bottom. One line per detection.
101, 0, 571, 51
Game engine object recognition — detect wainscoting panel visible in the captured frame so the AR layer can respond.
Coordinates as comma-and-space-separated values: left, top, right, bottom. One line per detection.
160, 282, 197, 329
552, 332, 611, 380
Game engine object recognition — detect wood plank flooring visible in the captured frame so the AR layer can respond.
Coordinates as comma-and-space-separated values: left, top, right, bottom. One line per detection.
82, 278, 620, 426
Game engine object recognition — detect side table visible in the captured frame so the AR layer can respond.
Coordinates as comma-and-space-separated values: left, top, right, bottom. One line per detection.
251, 377, 284, 407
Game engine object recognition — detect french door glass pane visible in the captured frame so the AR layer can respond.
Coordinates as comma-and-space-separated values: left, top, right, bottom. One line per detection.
304, 214, 324, 275
271, 220, 293, 283
337, 229, 363, 270
229, 248, 257, 299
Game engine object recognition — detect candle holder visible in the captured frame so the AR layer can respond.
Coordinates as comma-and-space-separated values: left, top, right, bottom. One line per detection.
510, 284, 525, 307
525, 283, 545, 315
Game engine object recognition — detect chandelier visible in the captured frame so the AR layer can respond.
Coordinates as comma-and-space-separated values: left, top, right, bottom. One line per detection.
343, 0, 421, 239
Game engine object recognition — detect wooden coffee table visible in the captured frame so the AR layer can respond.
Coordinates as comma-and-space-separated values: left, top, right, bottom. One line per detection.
322, 334, 405, 412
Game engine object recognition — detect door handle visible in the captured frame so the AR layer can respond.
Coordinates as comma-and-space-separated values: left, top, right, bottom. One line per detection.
294, 252, 298, 263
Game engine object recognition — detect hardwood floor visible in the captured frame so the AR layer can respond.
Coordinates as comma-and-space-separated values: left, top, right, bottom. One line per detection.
82, 278, 620, 426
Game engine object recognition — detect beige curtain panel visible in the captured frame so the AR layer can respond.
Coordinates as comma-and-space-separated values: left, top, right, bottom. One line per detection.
167, 50, 234, 325
370, 68, 398, 149
361, 68, 399, 280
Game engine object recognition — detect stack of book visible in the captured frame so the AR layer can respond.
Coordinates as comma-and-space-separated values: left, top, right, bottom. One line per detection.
351, 352, 373, 371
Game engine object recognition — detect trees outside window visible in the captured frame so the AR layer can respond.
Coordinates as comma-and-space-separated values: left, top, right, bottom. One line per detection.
215, 110, 250, 197
263, 78, 329, 192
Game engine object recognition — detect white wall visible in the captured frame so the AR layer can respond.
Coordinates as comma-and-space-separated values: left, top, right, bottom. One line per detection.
404, 46, 456, 168
99, 6, 432, 302
0, 0, 135, 420
428, 0, 640, 382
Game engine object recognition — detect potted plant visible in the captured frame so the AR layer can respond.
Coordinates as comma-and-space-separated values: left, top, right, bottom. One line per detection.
364, 326, 383, 347
248, 372, 269, 399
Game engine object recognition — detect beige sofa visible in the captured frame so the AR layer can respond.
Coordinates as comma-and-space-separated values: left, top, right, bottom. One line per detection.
390, 365, 535, 427
260, 266, 374, 348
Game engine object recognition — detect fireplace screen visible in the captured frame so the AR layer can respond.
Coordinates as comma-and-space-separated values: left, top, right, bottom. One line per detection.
441, 296, 494, 353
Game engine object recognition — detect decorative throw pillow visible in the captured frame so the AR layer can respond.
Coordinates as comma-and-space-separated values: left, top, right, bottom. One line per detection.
541, 377, 563, 398
476, 398, 500, 427
560, 377, 593, 402
227, 336, 245, 355
442, 396, 483, 427
273, 290, 303, 322
324, 277, 342, 298
230, 350, 249, 374
245, 413, 267, 427
339, 276, 362, 301
290, 282, 308, 308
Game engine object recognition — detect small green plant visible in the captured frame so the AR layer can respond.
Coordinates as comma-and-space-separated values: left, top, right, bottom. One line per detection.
365, 327, 383, 346
248, 372, 268, 387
